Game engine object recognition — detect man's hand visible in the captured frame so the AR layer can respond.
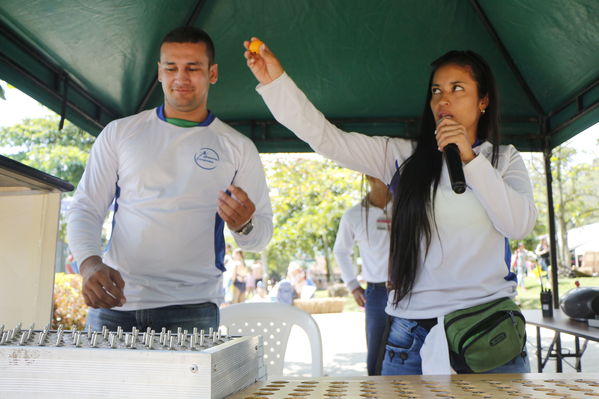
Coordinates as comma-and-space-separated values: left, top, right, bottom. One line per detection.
217, 185, 256, 232
243, 37, 285, 86
352, 286, 366, 307
80, 256, 126, 308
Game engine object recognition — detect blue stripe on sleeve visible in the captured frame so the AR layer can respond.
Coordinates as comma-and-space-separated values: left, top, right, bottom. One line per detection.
504, 237, 517, 282
104, 181, 120, 253
214, 213, 226, 272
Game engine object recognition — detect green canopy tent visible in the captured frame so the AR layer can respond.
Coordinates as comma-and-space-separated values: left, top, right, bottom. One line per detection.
1, 0, 598, 305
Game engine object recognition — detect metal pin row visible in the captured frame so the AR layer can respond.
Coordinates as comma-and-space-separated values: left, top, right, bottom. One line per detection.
0, 323, 229, 350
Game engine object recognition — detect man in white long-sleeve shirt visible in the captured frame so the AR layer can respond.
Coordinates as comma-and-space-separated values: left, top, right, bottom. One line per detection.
334, 176, 391, 375
67, 27, 273, 332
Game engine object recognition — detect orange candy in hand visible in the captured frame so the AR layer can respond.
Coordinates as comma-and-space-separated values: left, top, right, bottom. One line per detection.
249, 39, 263, 54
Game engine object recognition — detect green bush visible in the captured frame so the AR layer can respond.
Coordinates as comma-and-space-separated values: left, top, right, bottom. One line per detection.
52, 273, 88, 330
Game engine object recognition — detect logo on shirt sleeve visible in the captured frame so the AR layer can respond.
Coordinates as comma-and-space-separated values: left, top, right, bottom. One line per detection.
194, 148, 219, 170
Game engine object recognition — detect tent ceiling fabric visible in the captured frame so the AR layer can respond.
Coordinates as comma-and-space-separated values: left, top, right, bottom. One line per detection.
1, 0, 598, 153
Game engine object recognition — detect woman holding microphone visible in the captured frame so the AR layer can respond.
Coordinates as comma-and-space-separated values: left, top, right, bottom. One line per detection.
244, 40, 536, 375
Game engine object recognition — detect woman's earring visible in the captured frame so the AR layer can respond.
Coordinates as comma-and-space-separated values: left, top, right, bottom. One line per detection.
481, 109, 486, 114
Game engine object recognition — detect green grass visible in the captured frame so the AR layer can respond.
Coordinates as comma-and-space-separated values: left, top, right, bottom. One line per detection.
315, 276, 599, 312
514, 275, 599, 309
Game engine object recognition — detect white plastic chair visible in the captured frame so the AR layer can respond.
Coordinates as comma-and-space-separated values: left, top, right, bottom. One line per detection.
220, 302, 323, 377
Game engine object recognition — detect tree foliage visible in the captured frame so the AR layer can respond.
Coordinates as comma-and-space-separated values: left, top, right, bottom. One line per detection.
523, 141, 599, 270
0, 117, 365, 279
0, 116, 94, 241
0, 115, 94, 189
4, 114, 596, 279
261, 154, 362, 278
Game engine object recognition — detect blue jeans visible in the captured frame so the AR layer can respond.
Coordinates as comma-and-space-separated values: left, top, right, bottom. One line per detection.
85, 302, 219, 332
381, 316, 530, 375
364, 283, 388, 375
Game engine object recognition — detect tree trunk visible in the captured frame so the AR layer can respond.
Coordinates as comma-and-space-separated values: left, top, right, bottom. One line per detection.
555, 148, 570, 273
321, 234, 333, 283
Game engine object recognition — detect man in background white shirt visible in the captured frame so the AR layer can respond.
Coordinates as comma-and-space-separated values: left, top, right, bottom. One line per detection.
334, 176, 391, 375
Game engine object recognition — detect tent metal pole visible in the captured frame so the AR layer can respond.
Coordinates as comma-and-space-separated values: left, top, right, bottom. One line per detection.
543, 120, 560, 308
58, 73, 68, 131
469, 0, 544, 116
546, 78, 598, 120
548, 97, 599, 141
0, 52, 105, 130
184, 0, 208, 25
0, 21, 118, 127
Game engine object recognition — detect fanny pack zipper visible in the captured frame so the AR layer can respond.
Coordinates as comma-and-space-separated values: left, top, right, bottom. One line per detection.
444, 297, 509, 330
457, 310, 525, 351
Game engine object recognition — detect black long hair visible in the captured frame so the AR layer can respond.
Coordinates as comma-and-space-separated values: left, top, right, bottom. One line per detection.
388, 50, 501, 306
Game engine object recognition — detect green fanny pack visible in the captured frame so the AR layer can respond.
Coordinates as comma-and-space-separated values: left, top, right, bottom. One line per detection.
444, 297, 526, 373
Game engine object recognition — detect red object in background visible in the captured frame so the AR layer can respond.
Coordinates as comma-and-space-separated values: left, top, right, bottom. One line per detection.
575, 280, 581, 288
65, 254, 75, 274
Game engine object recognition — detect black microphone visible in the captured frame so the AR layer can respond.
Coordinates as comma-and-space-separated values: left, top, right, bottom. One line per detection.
444, 143, 466, 194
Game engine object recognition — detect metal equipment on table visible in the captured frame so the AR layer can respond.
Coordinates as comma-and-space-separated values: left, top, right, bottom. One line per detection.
0, 323, 265, 398
560, 286, 599, 323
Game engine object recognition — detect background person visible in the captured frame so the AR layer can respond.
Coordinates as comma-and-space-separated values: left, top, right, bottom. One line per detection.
65, 27, 273, 333
513, 242, 530, 290
65, 254, 79, 274
251, 259, 265, 286
246, 281, 271, 302
231, 248, 250, 303
272, 277, 295, 305
222, 243, 234, 304
288, 261, 316, 299
535, 236, 550, 273
334, 175, 391, 375
244, 40, 536, 375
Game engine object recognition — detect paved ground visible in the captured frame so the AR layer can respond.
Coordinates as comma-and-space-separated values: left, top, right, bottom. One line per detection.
283, 311, 599, 377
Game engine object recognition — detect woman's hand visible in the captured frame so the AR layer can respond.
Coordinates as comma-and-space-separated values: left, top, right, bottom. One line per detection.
435, 117, 476, 163
243, 37, 284, 85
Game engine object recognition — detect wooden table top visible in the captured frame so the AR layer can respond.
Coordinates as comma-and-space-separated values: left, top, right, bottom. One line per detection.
227, 373, 599, 398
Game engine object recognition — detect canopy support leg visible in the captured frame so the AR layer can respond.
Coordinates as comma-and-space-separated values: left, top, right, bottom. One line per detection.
543, 125, 559, 308
59, 73, 68, 130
